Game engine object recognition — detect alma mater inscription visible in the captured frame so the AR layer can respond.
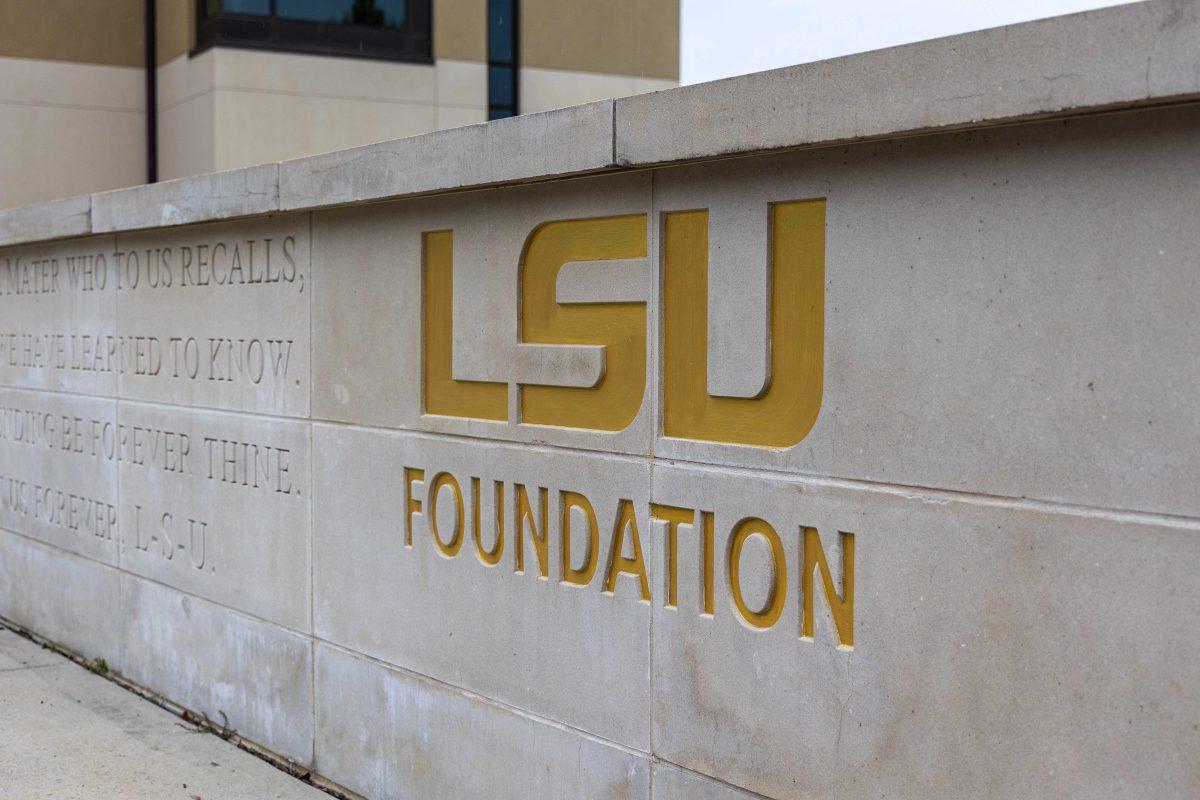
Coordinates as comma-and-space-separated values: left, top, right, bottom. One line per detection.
0, 233, 300, 388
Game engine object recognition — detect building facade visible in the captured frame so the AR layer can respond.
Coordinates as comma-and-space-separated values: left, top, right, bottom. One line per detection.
0, 0, 678, 208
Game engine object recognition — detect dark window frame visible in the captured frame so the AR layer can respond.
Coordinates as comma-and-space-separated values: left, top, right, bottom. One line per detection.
487, 0, 519, 119
194, 1, 433, 64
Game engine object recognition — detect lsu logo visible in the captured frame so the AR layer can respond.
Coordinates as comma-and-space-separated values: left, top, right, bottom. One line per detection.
422, 199, 825, 448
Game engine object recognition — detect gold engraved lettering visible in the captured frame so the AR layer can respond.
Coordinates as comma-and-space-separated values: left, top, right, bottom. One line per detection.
428, 471, 464, 558
422, 230, 508, 420
802, 528, 855, 649
603, 498, 650, 601
662, 200, 825, 447
514, 483, 549, 578
699, 510, 715, 616
728, 517, 787, 630
404, 466, 424, 548
650, 503, 693, 610
519, 215, 647, 429
471, 477, 505, 566
559, 489, 599, 587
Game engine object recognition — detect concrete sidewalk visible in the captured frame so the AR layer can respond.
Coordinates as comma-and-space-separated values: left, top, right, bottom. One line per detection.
0, 626, 329, 800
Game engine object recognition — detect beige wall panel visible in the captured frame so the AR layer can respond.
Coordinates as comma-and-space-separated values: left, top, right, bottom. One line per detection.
435, 58, 487, 109
521, 0, 678, 79
157, 90, 217, 181
211, 48, 439, 106
0, 0, 144, 67
213, 88, 439, 170
0, 58, 144, 208
160, 49, 486, 176
156, 51, 217, 180
0, 55, 143, 110
436, 103, 487, 130
520, 66, 674, 114
434, 0, 487, 62
157, 51, 214, 112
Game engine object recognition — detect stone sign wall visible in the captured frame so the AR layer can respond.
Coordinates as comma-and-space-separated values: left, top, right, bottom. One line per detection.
1, 3, 1199, 798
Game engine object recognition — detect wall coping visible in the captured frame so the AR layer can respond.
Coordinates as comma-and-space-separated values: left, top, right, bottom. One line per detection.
1, 0, 1196, 247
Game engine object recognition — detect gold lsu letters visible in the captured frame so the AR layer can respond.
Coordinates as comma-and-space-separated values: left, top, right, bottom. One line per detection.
422, 199, 826, 449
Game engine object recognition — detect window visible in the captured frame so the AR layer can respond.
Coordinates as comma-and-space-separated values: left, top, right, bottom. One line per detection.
487, 0, 518, 119
197, 0, 431, 63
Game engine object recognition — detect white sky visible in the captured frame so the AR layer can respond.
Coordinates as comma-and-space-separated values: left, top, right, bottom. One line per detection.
681, 0, 1136, 85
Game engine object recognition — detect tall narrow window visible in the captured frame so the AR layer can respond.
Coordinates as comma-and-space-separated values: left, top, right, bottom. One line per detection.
488, 0, 518, 119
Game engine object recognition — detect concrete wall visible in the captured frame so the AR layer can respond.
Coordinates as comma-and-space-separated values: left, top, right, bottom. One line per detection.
1, 3, 1198, 799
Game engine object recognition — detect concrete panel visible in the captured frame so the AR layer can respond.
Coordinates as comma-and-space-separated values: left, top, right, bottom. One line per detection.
0, 388, 118, 564
648, 461, 1200, 799
312, 423, 651, 748
0, 529, 120, 666
119, 574, 313, 766
117, 401, 311, 631
652, 105, 1200, 518
615, 0, 1200, 166
315, 643, 651, 800
113, 214, 310, 417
